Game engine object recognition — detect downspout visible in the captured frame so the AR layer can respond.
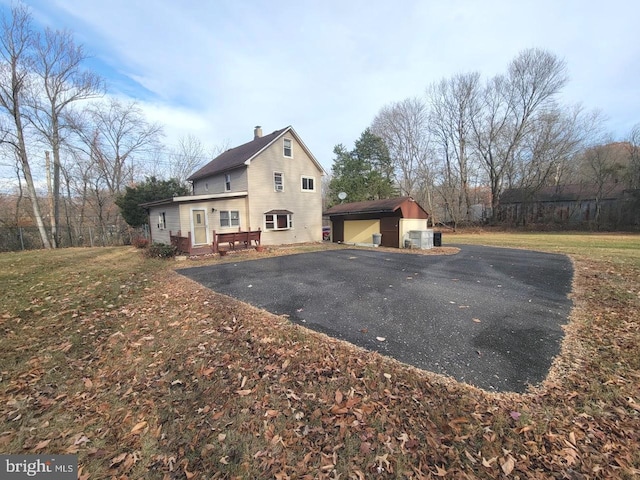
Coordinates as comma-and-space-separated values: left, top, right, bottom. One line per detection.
245, 169, 252, 231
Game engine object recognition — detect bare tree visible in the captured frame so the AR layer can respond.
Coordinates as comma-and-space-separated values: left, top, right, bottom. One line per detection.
371, 97, 436, 219
502, 106, 591, 225
579, 141, 627, 228
67, 98, 162, 242
427, 72, 481, 224
73, 98, 163, 195
471, 48, 568, 218
27, 27, 104, 246
627, 123, 640, 189
547, 107, 606, 188
169, 133, 207, 186
507, 106, 586, 190
0, 4, 51, 247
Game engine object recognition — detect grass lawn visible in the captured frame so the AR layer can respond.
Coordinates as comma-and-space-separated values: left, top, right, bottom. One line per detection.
1, 233, 639, 479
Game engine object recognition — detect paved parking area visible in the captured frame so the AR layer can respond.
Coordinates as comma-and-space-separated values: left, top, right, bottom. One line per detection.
178, 246, 573, 392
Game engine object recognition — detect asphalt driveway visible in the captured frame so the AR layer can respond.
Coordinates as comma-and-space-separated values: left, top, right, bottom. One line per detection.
178, 246, 573, 392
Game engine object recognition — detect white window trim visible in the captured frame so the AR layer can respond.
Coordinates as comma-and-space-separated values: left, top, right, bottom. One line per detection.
219, 210, 240, 228
301, 175, 316, 192
283, 138, 293, 158
274, 171, 284, 192
224, 173, 231, 192
157, 212, 167, 230
189, 208, 210, 246
264, 213, 293, 231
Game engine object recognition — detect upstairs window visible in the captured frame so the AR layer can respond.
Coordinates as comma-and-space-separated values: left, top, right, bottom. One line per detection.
220, 210, 240, 228
274, 172, 284, 191
301, 176, 315, 192
283, 138, 292, 158
224, 173, 231, 191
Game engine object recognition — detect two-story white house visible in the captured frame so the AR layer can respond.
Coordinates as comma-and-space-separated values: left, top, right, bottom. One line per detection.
143, 126, 325, 254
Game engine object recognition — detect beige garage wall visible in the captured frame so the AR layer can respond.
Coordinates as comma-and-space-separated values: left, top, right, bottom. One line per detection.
399, 218, 428, 247
344, 219, 380, 243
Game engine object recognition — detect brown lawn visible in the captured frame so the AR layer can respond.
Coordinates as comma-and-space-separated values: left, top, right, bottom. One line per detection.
1, 234, 639, 478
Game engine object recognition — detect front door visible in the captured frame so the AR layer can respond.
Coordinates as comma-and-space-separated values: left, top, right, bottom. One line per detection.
192, 209, 207, 245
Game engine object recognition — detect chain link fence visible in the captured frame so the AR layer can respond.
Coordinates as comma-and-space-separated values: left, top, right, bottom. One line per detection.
0, 225, 149, 252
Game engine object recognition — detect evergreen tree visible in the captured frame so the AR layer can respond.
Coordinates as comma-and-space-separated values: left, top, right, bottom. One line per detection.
116, 177, 189, 227
328, 129, 396, 205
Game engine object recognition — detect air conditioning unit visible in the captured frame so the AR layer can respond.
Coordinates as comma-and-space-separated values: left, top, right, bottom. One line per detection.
408, 230, 434, 249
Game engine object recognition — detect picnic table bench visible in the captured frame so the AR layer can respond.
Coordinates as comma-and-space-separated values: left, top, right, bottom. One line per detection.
213, 229, 261, 253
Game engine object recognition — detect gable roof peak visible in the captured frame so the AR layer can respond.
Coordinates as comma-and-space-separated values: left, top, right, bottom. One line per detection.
187, 126, 290, 181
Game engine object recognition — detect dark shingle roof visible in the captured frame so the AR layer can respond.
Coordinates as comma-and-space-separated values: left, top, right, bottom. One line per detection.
187, 127, 288, 181
324, 197, 413, 216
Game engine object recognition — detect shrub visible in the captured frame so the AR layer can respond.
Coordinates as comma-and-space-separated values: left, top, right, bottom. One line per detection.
132, 236, 149, 249
144, 242, 177, 259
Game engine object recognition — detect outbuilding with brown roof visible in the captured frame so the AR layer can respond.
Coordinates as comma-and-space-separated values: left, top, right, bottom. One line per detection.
324, 197, 429, 248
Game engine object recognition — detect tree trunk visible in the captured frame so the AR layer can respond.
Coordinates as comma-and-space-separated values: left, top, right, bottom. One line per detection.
45, 151, 57, 247
52, 116, 61, 248
16, 113, 51, 248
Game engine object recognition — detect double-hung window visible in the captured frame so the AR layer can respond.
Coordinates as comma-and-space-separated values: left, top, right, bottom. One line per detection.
157, 212, 166, 229
220, 210, 240, 228
274, 172, 284, 191
224, 173, 231, 191
283, 138, 292, 158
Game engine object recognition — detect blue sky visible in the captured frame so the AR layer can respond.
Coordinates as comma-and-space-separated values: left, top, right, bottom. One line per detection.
5, 0, 640, 173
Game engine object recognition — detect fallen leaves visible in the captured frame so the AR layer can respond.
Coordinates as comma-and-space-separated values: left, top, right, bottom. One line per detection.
501, 454, 516, 475
33, 438, 51, 451
130, 421, 148, 435
2, 246, 640, 478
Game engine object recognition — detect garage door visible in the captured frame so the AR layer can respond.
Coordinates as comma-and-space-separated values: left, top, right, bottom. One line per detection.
343, 219, 380, 243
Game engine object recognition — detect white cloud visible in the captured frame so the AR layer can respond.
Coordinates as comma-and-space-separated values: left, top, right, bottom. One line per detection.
13, 0, 640, 173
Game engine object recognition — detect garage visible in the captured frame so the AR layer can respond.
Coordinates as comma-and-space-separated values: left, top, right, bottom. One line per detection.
324, 197, 429, 248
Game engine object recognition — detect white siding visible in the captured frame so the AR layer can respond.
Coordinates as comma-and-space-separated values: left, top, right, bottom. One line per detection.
246, 134, 324, 245
148, 204, 180, 244
178, 198, 250, 242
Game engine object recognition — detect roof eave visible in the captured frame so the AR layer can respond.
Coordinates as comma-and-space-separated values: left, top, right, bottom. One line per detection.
140, 191, 249, 208
324, 207, 399, 216
243, 126, 291, 166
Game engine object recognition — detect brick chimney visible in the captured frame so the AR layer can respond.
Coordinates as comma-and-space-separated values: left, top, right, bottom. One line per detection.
254, 125, 262, 140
